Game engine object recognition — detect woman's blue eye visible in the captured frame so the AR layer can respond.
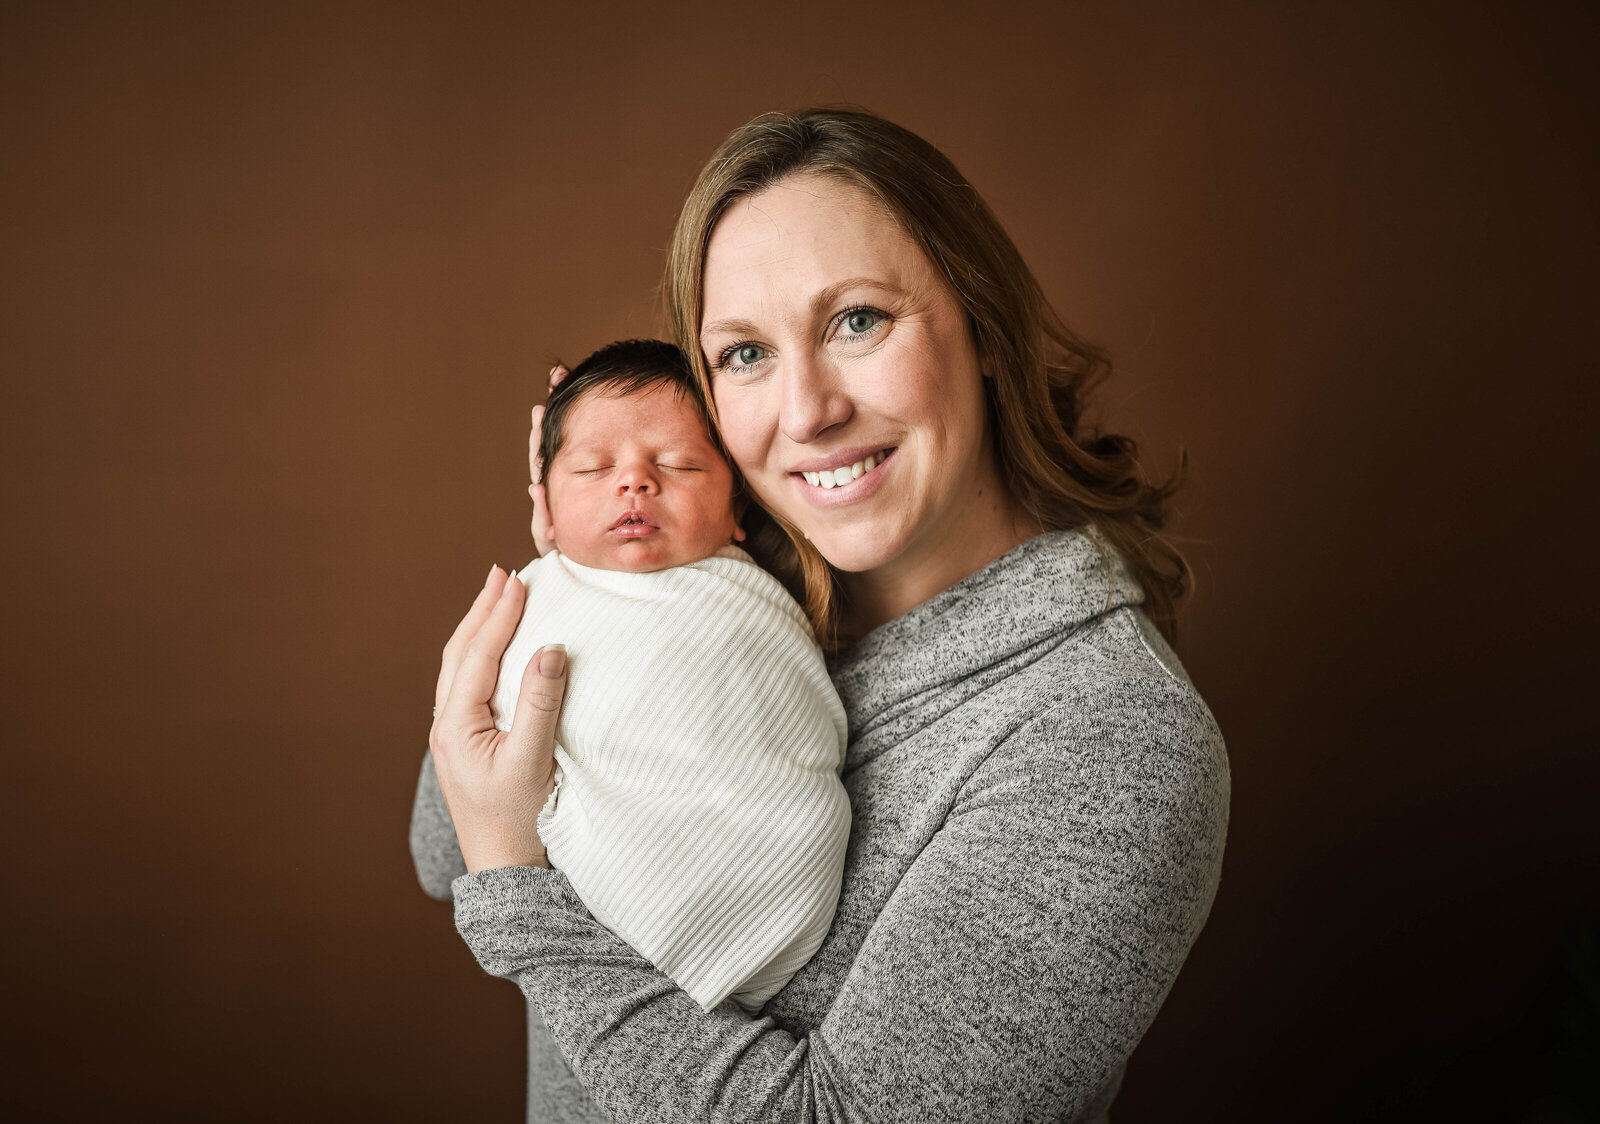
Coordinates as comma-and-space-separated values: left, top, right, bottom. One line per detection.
845, 309, 880, 335
735, 343, 767, 367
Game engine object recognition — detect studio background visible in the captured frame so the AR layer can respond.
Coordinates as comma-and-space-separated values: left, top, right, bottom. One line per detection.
2, 1, 1595, 1120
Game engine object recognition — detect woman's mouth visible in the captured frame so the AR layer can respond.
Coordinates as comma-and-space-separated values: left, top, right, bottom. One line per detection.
795, 448, 894, 490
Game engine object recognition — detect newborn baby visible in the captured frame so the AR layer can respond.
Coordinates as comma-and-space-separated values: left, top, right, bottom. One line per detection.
489, 338, 850, 1013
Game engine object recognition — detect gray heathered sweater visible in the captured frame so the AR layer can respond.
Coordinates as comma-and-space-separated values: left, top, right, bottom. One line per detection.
410, 529, 1230, 1122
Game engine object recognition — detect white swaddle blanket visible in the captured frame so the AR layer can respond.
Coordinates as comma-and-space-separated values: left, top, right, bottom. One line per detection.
489, 545, 850, 1012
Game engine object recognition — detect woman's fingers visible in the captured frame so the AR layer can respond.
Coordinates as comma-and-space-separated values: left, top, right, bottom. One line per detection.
428, 576, 556, 873
506, 644, 568, 799
528, 368, 567, 484
444, 570, 527, 725
529, 399, 556, 556
529, 404, 545, 487
435, 565, 508, 715
513, 644, 567, 722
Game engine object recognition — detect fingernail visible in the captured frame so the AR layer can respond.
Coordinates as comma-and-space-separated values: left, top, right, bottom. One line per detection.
548, 366, 561, 380
507, 568, 518, 583
485, 564, 498, 586
538, 644, 567, 678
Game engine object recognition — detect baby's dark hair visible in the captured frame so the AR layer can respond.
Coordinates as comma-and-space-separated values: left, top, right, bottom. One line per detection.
539, 339, 713, 474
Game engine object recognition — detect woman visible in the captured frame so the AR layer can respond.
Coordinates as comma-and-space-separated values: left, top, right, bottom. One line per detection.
413, 108, 1229, 1123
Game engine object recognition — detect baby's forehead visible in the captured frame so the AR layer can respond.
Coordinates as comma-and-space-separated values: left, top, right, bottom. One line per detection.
561, 380, 720, 447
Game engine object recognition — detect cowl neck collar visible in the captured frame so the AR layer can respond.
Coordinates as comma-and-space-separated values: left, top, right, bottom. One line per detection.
828, 529, 1145, 742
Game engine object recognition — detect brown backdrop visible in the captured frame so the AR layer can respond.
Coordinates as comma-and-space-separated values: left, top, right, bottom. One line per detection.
3, 1, 1595, 1120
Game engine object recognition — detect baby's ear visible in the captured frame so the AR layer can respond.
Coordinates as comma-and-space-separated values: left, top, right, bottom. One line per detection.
732, 522, 746, 543
533, 482, 556, 544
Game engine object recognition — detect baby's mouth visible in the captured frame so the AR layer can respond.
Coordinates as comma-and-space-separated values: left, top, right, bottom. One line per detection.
610, 511, 659, 532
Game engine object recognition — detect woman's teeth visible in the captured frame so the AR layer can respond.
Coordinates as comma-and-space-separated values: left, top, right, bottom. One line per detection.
801, 450, 887, 489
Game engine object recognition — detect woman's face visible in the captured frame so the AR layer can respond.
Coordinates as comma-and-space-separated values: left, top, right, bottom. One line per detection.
701, 172, 1013, 587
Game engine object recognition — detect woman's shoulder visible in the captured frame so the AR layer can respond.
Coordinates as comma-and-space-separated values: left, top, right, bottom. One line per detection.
992, 605, 1229, 820
1024, 605, 1223, 748
1038, 597, 1204, 699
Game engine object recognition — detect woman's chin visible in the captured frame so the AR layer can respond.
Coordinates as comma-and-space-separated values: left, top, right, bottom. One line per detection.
799, 524, 908, 576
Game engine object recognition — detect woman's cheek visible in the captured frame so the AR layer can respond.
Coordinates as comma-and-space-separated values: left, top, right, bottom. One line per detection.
713, 387, 771, 480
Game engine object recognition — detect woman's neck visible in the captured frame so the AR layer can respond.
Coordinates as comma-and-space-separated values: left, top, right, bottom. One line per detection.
837, 489, 1041, 644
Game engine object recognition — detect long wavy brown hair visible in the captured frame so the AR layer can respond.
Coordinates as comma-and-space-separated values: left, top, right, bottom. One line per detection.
664, 108, 1190, 648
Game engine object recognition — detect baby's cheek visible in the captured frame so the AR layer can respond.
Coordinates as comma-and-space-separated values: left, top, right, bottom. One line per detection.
699, 485, 741, 545
712, 492, 739, 532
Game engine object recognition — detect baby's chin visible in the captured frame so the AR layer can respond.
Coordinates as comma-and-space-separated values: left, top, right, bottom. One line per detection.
558, 537, 731, 574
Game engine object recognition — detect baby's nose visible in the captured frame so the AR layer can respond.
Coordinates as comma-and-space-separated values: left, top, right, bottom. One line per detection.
614, 466, 657, 494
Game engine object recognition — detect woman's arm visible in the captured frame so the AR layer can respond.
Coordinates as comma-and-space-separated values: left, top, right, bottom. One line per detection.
451, 675, 1229, 1123
410, 750, 466, 901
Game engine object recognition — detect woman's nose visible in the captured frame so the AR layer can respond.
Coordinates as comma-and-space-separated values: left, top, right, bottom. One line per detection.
778, 353, 853, 445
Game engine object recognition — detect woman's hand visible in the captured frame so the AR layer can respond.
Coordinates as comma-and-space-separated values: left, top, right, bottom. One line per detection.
528, 364, 569, 556
429, 564, 568, 873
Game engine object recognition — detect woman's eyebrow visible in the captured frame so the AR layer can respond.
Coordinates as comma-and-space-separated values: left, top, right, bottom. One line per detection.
701, 277, 898, 343
701, 315, 758, 341
809, 277, 896, 316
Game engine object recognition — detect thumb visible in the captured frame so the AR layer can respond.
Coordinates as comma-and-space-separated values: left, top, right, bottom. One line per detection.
507, 644, 568, 779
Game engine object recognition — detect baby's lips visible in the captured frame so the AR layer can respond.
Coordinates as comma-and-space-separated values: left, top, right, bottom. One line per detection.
609, 510, 660, 531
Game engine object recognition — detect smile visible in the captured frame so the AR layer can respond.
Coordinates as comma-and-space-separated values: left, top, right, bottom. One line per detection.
798, 449, 893, 490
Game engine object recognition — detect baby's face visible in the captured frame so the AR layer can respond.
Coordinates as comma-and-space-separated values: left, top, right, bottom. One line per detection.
544, 383, 741, 573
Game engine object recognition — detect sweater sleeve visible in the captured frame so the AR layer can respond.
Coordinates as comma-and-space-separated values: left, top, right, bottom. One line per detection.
410, 750, 468, 901
452, 675, 1229, 1122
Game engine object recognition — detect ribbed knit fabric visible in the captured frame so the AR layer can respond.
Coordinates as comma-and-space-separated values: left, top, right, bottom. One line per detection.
487, 546, 850, 1012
